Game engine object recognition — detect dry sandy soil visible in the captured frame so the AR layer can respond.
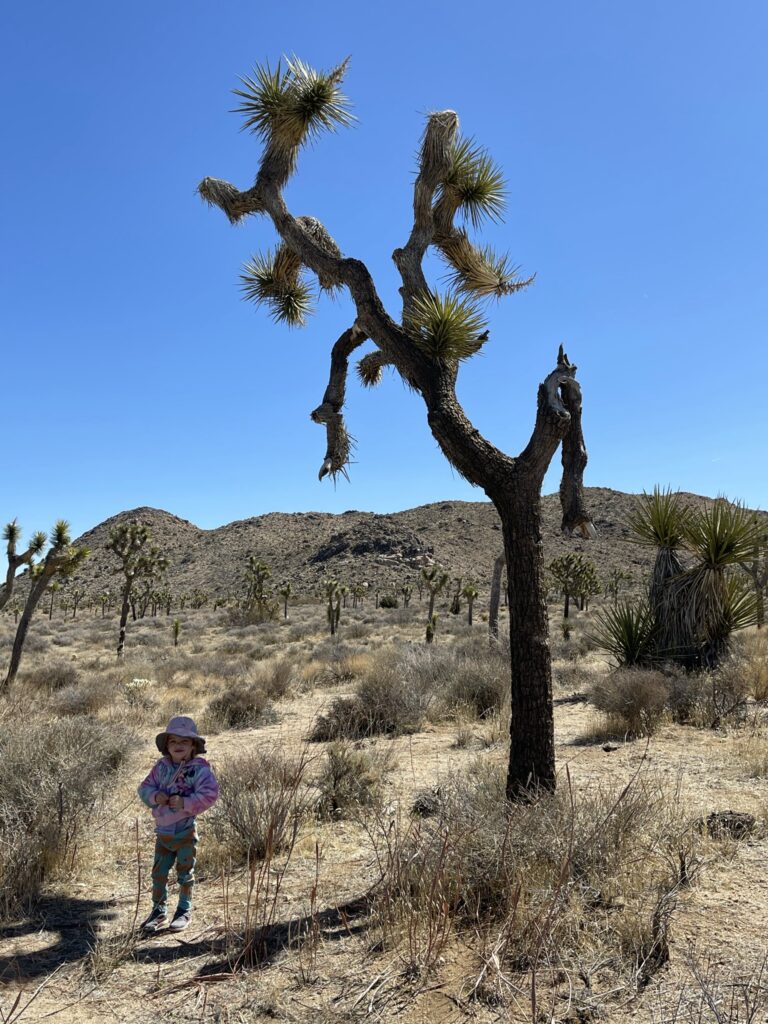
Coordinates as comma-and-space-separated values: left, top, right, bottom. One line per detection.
1, 599, 768, 1024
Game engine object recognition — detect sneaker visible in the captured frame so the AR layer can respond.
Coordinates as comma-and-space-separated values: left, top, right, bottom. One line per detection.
169, 908, 191, 932
140, 906, 168, 933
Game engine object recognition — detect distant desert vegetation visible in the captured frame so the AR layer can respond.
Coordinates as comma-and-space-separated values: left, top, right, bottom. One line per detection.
1, 489, 767, 1023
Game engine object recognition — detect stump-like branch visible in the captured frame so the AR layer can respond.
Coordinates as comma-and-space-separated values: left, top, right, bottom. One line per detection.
311, 324, 368, 479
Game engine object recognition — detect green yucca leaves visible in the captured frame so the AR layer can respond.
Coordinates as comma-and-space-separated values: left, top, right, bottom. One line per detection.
240, 249, 315, 327
440, 237, 534, 299
683, 499, 763, 568
438, 138, 506, 228
407, 290, 488, 361
51, 520, 72, 548
628, 487, 690, 549
2, 521, 20, 546
233, 56, 354, 152
587, 600, 658, 667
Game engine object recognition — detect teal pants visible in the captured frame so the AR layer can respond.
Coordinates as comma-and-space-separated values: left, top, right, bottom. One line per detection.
151, 827, 198, 913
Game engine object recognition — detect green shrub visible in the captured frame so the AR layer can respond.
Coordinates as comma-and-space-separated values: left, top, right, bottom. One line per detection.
378, 594, 399, 609
21, 661, 81, 692
588, 601, 657, 667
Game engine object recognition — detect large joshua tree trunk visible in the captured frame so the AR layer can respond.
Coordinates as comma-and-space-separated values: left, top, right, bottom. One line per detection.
198, 60, 595, 797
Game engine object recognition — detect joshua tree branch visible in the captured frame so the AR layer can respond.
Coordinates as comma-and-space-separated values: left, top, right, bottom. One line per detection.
392, 110, 459, 313
311, 324, 368, 479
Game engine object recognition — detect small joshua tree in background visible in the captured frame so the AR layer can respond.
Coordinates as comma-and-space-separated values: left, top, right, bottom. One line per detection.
242, 556, 278, 623
548, 553, 589, 619
199, 56, 594, 795
325, 579, 341, 636
173, 618, 181, 647
107, 521, 168, 658
0, 520, 47, 613
279, 581, 292, 619
462, 582, 479, 625
421, 566, 449, 624
2, 521, 89, 689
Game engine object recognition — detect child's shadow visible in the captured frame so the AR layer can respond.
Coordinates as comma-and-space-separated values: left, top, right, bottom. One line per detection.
0, 896, 116, 981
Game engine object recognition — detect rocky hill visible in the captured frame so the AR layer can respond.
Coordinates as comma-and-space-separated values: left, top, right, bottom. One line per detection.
48, 487, 748, 602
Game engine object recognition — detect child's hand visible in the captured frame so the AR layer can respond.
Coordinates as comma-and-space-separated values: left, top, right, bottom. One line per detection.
168, 795, 184, 811
155, 792, 169, 806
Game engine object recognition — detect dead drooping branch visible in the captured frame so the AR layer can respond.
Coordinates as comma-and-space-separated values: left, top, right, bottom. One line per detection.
311, 324, 368, 479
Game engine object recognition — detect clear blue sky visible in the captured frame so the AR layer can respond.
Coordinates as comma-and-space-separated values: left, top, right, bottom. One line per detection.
3, 1, 766, 541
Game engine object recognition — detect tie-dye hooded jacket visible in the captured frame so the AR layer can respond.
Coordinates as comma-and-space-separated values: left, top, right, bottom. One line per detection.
138, 756, 219, 834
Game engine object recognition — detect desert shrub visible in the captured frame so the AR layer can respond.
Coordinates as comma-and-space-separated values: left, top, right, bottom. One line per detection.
344, 621, 372, 640
315, 742, 392, 819
587, 668, 670, 737
0, 717, 133, 918
255, 657, 295, 700
371, 763, 698, 982
206, 682, 274, 730
310, 659, 430, 740
52, 678, 115, 717
20, 661, 81, 692
666, 669, 711, 726
378, 594, 399, 609
208, 748, 311, 863
442, 654, 507, 719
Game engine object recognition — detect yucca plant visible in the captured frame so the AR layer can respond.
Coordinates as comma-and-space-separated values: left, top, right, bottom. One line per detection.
587, 601, 658, 667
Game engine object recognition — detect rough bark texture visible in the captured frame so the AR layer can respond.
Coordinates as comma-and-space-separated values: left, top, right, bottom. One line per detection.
199, 84, 594, 796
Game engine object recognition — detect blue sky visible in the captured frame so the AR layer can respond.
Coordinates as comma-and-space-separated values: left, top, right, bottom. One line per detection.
2, 1, 766, 541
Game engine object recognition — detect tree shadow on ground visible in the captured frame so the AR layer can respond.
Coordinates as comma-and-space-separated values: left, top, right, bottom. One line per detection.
0, 896, 117, 982
190, 895, 373, 979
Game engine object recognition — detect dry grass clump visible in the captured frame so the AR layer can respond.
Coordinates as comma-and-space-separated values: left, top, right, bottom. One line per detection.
0, 716, 134, 919
205, 682, 276, 730
587, 669, 671, 737
207, 748, 311, 866
371, 763, 698, 987
314, 741, 393, 819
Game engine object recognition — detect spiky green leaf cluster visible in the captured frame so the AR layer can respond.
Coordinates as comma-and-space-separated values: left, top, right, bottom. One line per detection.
628, 488, 690, 549
442, 240, 535, 299
683, 500, 763, 568
438, 138, 506, 228
407, 290, 488, 361
233, 56, 354, 152
240, 250, 315, 327
587, 601, 658, 667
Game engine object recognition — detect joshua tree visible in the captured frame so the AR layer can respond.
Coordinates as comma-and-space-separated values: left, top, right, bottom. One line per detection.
738, 515, 768, 628
421, 566, 449, 623
47, 581, 60, 620
0, 521, 47, 613
242, 557, 277, 622
488, 551, 506, 643
605, 568, 631, 607
425, 613, 438, 645
71, 587, 86, 619
400, 583, 413, 608
199, 57, 593, 796
449, 577, 463, 616
279, 581, 292, 619
2, 522, 88, 689
548, 553, 588, 619
462, 582, 479, 625
325, 579, 341, 635
576, 559, 601, 612
173, 618, 181, 647
107, 521, 168, 658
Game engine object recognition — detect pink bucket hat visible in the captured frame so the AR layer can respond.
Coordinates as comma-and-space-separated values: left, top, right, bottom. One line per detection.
155, 715, 207, 754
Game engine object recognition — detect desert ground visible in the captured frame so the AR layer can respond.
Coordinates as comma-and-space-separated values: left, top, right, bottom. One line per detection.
1, 589, 767, 1024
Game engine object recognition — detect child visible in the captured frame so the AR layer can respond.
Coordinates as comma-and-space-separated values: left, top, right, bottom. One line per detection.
138, 716, 219, 933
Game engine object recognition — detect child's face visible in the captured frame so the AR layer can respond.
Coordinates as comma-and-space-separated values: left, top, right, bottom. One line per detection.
167, 735, 194, 763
